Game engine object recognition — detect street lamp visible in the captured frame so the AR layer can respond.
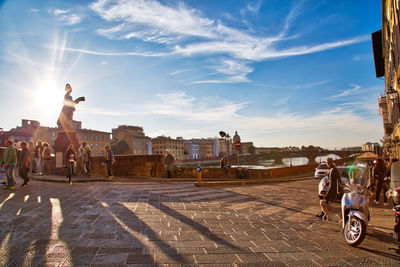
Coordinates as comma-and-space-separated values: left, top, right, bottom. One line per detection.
219, 131, 230, 166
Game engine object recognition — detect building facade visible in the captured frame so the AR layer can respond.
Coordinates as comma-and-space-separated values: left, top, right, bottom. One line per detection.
152, 136, 185, 160
2, 119, 111, 156
112, 125, 151, 155
376, 1, 400, 159
200, 139, 214, 159
189, 139, 200, 159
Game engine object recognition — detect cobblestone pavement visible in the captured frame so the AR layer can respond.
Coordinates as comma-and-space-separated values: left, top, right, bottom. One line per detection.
0, 177, 399, 266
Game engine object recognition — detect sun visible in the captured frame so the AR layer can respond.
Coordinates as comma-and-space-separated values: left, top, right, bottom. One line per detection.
34, 78, 65, 114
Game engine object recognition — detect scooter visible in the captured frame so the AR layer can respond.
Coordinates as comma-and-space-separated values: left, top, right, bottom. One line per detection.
341, 175, 372, 246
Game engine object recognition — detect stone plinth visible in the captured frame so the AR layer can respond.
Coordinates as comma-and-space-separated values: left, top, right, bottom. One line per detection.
53, 130, 79, 173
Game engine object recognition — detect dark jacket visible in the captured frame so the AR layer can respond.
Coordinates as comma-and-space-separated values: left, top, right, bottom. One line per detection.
373, 162, 387, 182
324, 166, 341, 202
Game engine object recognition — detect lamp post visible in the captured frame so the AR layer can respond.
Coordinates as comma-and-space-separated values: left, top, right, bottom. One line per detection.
219, 131, 230, 167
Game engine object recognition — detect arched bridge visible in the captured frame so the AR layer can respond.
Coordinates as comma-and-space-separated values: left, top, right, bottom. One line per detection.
232, 150, 358, 165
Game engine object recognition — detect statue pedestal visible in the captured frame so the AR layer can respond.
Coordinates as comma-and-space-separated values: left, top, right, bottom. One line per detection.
54, 130, 78, 170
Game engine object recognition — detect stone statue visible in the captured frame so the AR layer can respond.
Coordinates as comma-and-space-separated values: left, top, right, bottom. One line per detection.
57, 83, 85, 131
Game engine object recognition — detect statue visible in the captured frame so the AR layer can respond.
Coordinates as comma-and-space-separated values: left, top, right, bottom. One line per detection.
57, 83, 85, 131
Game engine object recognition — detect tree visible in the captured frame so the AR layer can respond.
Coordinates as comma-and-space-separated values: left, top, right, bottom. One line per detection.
111, 139, 130, 155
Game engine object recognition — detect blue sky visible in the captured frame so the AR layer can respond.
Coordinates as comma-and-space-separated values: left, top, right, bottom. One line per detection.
0, 0, 384, 148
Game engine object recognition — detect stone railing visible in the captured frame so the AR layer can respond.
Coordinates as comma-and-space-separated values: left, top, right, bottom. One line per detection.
0, 147, 346, 179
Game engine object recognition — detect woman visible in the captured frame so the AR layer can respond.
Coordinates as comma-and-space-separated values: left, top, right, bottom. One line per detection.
65, 144, 76, 185
35, 140, 43, 175
373, 158, 387, 205
83, 145, 92, 177
41, 142, 52, 176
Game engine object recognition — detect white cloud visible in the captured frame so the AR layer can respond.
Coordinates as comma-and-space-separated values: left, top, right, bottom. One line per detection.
331, 84, 361, 98
89, 0, 368, 82
51, 8, 82, 25
29, 8, 40, 13
168, 68, 192, 75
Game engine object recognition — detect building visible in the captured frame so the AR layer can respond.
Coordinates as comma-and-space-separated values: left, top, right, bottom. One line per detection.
217, 138, 233, 157
2, 119, 110, 155
374, 1, 400, 158
200, 139, 214, 159
240, 142, 254, 155
152, 136, 185, 160
189, 139, 200, 159
77, 129, 111, 156
362, 142, 382, 156
112, 125, 151, 155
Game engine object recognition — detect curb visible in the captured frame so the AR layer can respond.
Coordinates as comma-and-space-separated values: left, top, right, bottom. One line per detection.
194, 176, 314, 187
29, 176, 111, 183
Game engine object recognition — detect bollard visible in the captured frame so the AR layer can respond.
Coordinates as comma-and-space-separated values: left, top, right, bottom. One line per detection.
196, 165, 202, 183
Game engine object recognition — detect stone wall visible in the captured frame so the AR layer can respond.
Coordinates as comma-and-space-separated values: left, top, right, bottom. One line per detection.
0, 147, 346, 179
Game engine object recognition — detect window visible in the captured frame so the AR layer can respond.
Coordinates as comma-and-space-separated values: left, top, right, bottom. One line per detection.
78, 135, 82, 140
95, 135, 98, 140
84, 135, 88, 140
102, 136, 104, 141
90, 135, 93, 140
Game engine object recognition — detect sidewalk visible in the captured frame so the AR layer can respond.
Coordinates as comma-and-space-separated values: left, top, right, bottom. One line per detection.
29, 173, 110, 183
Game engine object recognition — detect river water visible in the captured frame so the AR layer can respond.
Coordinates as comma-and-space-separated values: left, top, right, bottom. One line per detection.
231, 154, 342, 170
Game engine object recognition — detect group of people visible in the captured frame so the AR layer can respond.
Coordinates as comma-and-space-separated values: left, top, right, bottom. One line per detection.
0, 139, 52, 189
316, 156, 398, 219
1, 138, 116, 188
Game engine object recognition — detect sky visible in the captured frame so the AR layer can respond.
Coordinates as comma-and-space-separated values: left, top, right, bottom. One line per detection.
0, 0, 385, 149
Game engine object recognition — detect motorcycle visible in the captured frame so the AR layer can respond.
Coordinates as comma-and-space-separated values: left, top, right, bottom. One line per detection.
341, 169, 372, 246
390, 161, 400, 243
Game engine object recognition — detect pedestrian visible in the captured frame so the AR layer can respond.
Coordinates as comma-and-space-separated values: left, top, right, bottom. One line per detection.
373, 158, 388, 205
14, 138, 21, 150
83, 144, 92, 177
165, 151, 174, 178
65, 144, 76, 185
77, 142, 86, 175
1, 139, 17, 190
28, 141, 37, 173
42, 142, 52, 176
104, 145, 115, 179
316, 157, 341, 221
220, 156, 228, 174
35, 140, 43, 175
18, 141, 30, 187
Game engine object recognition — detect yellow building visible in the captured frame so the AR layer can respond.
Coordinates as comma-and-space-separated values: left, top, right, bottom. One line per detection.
152, 136, 185, 160
112, 125, 151, 155
376, 1, 400, 159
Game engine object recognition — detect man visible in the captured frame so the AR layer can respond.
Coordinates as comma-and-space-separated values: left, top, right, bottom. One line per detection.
28, 141, 37, 173
1, 139, 17, 189
77, 142, 86, 175
42, 142, 52, 176
316, 157, 341, 220
104, 145, 115, 179
18, 141, 30, 186
165, 151, 174, 178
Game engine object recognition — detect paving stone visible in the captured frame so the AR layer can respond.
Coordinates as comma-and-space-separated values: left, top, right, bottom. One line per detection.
0, 177, 397, 266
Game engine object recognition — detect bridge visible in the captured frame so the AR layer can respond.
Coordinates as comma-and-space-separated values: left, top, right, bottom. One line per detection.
230, 150, 358, 165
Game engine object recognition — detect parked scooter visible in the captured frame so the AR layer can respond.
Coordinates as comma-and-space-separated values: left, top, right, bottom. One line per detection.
389, 161, 400, 242
341, 170, 372, 246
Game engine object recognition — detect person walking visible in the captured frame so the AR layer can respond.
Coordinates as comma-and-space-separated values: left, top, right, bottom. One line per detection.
104, 145, 115, 179
18, 141, 30, 187
42, 142, 52, 176
316, 157, 341, 220
65, 144, 76, 185
35, 140, 43, 175
374, 158, 388, 205
165, 151, 174, 178
220, 156, 228, 174
28, 141, 37, 173
1, 139, 17, 190
77, 142, 86, 175
83, 144, 92, 177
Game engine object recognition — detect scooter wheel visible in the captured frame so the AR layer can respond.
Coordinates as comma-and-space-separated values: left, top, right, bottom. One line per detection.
343, 217, 366, 246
